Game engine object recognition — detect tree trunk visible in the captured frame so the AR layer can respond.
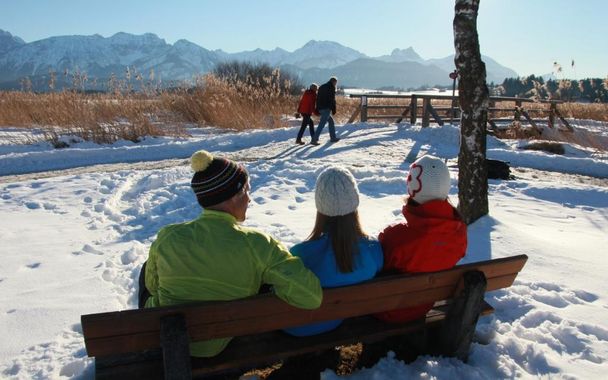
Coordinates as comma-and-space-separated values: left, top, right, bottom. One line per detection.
453, 0, 489, 225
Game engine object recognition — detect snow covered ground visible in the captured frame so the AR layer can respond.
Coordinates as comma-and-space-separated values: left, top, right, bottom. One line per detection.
0, 119, 607, 379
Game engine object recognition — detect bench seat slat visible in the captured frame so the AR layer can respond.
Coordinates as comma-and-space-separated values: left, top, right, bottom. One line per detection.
95, 301, 494, 379
83, 255, 526, 357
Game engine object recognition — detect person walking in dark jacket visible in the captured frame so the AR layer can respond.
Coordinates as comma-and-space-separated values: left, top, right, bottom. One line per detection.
295, 83, 319, 144
311, 77, 339, 145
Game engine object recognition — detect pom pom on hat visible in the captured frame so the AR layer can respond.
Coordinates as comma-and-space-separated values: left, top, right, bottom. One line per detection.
407, 155, 450, 204
315, 166, 360, 217
191, 150, 214, 172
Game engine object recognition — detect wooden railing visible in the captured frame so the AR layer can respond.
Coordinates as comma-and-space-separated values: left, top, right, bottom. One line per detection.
347, 94, 572, 131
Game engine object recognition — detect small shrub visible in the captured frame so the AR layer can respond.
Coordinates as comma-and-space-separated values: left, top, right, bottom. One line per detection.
519, 141, 565, 155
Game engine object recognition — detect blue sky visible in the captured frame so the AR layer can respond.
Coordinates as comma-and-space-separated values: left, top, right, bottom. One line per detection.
1, 0, 606, 79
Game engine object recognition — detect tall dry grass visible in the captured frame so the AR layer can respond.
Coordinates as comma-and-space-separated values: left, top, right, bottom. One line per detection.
1, 80, 607, 147
161, 74, 297, 130
555, 102, 608, 122
0, 91, 166, 145
0, 71, 304, 145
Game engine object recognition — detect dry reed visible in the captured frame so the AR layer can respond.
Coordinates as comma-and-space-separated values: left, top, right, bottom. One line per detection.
1, 82, 607, 147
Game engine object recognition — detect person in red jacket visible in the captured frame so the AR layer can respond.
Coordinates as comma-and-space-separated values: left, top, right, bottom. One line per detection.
376, 154, 467, 323
295, 83, 319, 145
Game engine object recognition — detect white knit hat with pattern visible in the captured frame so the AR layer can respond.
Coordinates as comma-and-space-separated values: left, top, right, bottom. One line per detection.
407, 155, 450, 204
315, 166, 360, 217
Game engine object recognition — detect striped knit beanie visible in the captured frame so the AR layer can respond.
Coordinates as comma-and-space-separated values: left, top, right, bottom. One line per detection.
190, 150, 248, 208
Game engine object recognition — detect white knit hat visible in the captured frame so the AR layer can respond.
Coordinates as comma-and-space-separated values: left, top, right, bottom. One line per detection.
407, 155, 451, 204
315, 166, 360, 217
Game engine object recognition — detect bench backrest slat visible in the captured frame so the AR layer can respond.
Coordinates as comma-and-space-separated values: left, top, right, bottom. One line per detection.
82, 254, 527, 357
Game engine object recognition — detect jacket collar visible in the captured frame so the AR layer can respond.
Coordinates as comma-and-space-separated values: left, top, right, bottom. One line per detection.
402, 199, 459, 221
198, 209, 238, 224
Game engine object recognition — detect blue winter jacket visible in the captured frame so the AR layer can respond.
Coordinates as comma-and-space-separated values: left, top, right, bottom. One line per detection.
283, 234, 383, 336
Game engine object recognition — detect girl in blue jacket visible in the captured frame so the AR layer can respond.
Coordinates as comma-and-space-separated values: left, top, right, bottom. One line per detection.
284, 166, 384, 336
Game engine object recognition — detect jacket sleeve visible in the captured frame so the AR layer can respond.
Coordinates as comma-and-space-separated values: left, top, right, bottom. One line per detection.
258, 236, 322, 309
378, 224, 405, 272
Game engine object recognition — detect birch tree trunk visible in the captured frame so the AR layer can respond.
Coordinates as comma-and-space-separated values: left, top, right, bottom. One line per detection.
453, 0, 489, 225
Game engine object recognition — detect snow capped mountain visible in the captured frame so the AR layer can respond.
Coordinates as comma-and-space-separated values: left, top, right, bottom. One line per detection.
218, 41, 365, 69
0, 30, 220, 87
222, 47, 290, 67
375, 47, 425, 63
0, 30, 25, 55
283, 40, 366, 69
128, 39, 219, 81
0, 29, 518, 90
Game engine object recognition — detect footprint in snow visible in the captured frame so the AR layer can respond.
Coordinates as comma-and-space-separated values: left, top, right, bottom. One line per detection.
253, 196, 266, 204
80, 244, 104, 256
43, 203, 57, 211
30, 182, 46, 189
25, 201, 41, 209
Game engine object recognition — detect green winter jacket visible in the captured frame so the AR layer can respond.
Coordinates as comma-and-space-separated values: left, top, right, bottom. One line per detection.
144, 209, 322, 357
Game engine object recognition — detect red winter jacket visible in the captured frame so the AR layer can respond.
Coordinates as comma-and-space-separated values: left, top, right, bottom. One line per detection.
298, 90, 319, 115
375, 199, 467, 323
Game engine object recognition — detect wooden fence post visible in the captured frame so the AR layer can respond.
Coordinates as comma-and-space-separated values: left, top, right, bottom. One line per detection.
410, 95, 418, 125
514, 100, 522, 123
487, 99, 495, 126
360, 96, 368, 122
548, 102, 556, 129
421, 97, 431, 128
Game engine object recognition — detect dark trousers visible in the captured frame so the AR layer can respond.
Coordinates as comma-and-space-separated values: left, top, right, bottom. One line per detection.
138, 261, 151, 309
296, 113, 315, 141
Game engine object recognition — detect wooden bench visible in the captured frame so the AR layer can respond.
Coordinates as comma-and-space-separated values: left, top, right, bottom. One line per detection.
81, 254, 527, 379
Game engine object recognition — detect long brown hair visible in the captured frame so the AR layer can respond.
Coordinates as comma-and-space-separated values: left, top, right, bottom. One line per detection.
306, 210, 367, 273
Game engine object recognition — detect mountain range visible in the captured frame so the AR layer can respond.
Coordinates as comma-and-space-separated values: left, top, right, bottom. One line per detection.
0, 29, 518, 91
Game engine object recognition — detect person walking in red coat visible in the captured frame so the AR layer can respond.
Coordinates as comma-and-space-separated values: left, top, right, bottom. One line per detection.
375, 155, 467, 323
295, 83, 319, 145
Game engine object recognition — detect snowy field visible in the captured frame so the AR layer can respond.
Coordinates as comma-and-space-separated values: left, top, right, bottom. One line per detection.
1, 119, 607, 379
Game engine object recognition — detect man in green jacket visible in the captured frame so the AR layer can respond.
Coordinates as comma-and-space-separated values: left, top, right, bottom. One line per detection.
141, 150, 323, 357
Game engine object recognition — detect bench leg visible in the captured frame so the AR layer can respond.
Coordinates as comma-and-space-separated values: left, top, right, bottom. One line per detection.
438, 270, 487, 361
160, 314, 192, 380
